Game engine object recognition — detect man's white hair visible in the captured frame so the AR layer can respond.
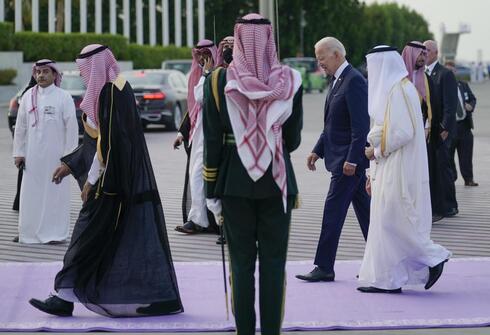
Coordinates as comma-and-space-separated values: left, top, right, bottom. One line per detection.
315, 37, 346, 57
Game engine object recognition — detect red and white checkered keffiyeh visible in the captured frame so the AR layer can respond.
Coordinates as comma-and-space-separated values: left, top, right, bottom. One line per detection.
29, 59, 62, 127
402, 41, 427, 101
187, 39, 217, 142
76, 44, 120, 127
216, 36, 234, 67
225, 13, 301, 212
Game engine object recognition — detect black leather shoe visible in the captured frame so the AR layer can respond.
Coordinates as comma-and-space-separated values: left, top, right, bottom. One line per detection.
465, 180, 479, 187
12, 236, 19, 243
216, 236, 226, 245
29, 295, 74, 317
357, 286, 402, 294
136, 300, 183, 316
295, 267, 335, 282
432, 215, 444, 223
444, 208, 458, 217
425, 259, 448, 290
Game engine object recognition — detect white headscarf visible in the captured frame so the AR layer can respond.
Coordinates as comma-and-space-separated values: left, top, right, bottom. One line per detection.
366, 45, 408, 124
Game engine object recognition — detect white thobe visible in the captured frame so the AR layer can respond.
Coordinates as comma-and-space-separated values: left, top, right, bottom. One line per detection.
188, 76, 209, 227
13, 84, 79, 244
359, 80, 451, 290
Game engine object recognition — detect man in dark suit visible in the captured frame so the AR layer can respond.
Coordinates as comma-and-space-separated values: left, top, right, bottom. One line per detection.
445, 60, 478, 186
424, 40, 459, 222
296, 37, 370, 282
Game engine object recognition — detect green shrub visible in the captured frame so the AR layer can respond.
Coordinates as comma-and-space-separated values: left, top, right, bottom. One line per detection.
128, 44, 192, 69
13, 32, 130, 61
0, 68, 17, 85
0, 22, 14, 51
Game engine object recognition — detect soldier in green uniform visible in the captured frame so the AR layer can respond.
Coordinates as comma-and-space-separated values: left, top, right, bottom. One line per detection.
202, 13, 303, 335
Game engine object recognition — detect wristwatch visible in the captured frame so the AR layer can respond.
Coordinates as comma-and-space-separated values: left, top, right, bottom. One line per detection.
203, 69, 211, 76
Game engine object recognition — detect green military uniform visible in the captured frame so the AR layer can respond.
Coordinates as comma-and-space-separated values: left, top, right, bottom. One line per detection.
203, 68, 303, 335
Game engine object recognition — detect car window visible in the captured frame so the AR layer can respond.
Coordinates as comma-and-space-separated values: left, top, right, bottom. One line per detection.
174, 72, 188, 90
165, 62, 192, 74
124, 72, 168, 86
61, 75, 86, 90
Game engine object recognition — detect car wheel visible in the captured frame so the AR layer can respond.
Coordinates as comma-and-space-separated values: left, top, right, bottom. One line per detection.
168, 104, 182, 131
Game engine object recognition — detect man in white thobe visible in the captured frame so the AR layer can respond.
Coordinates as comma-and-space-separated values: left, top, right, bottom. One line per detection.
13, 60, 78, 244
358, 46, 451, 293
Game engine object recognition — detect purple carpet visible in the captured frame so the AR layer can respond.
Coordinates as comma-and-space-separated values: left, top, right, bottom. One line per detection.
1, 258, 490, 332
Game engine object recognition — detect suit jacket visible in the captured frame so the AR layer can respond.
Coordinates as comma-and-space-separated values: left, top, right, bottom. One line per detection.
312, 64, 369, 174
428, 62, 458, 142
457, 80, 477, 129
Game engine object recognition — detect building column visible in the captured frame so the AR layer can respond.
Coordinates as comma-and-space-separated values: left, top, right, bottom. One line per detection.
95, 0, 102, 33
14, 0, 22, 32
32, 0, 39, 32
174, 0, 182, 46
48, 0, 55, 33
123, 0, 130, 39
186, 0, 193, 47
110, 0, 116, 34
198, 0, 204, 41
80, 0, 87, 33
149, 0, 156, 45
65, 0, 71, 33
136, 0, 143, 44
0, 0, 4, 22
162, 0, 169, 45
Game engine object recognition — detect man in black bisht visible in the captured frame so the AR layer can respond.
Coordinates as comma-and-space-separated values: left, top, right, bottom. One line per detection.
29, 44, 183, 317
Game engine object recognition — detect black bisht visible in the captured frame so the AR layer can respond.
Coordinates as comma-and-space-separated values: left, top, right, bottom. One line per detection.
54, 80, 183, 317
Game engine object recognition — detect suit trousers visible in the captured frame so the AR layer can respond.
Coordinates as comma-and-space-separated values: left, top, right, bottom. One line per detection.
222, 195, 294, 335
314, 169, 370, 273
449, 122, 474, 182
428, 138, 458, 215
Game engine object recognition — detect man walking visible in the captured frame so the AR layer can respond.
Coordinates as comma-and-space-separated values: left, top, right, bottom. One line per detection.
359, 46, 450, 294
12, 60, 78, 244
296, 37, 370, 282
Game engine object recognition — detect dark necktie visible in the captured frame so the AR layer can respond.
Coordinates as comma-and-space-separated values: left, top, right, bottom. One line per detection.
326, 76, 336, 102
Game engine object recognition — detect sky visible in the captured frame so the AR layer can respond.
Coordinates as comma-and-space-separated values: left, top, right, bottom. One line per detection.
363, 0, 490, 62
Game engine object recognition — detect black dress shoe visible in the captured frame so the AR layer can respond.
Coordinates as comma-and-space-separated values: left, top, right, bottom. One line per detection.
136, 300, 183, 316
295, 267, 335, 282
465, 180, 479, 186
444, 208, 458, 217
29, 295, 74, 317
357, 286, 402, 294
425, 259, 448, 290
432, 215, 444, 223
12, 236, 19, 243
216, 236, 226, 245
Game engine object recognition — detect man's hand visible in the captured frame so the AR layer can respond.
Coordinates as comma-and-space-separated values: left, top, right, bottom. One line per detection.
307, 152, 319, 171
365, 146, 375, 160
343, 162, 356, 176
52, 164, 71, 184
365, 176, 371, 196
14, 157, 25, 169
465, 103, 473, 112
203, 56, 213, 73
173, 134, 184, 149
81, 182, 92, 203
440, 130, 449, 141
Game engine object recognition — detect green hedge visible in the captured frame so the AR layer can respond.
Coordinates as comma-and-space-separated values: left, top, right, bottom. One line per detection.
0, 69, 17, 85
13, 32, 130, 61
0, 22, 14, 51
128, 44, 192, 69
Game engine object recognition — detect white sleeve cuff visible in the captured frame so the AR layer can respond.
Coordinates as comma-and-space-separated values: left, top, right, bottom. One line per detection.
87, 154, 102, 185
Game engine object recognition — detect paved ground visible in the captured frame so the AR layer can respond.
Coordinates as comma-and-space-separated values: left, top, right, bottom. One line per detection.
0, 81, 489, 334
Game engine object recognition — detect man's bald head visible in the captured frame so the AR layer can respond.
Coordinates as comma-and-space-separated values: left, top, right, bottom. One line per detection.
314, 37, 346, 76
424, 40, 438, 65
